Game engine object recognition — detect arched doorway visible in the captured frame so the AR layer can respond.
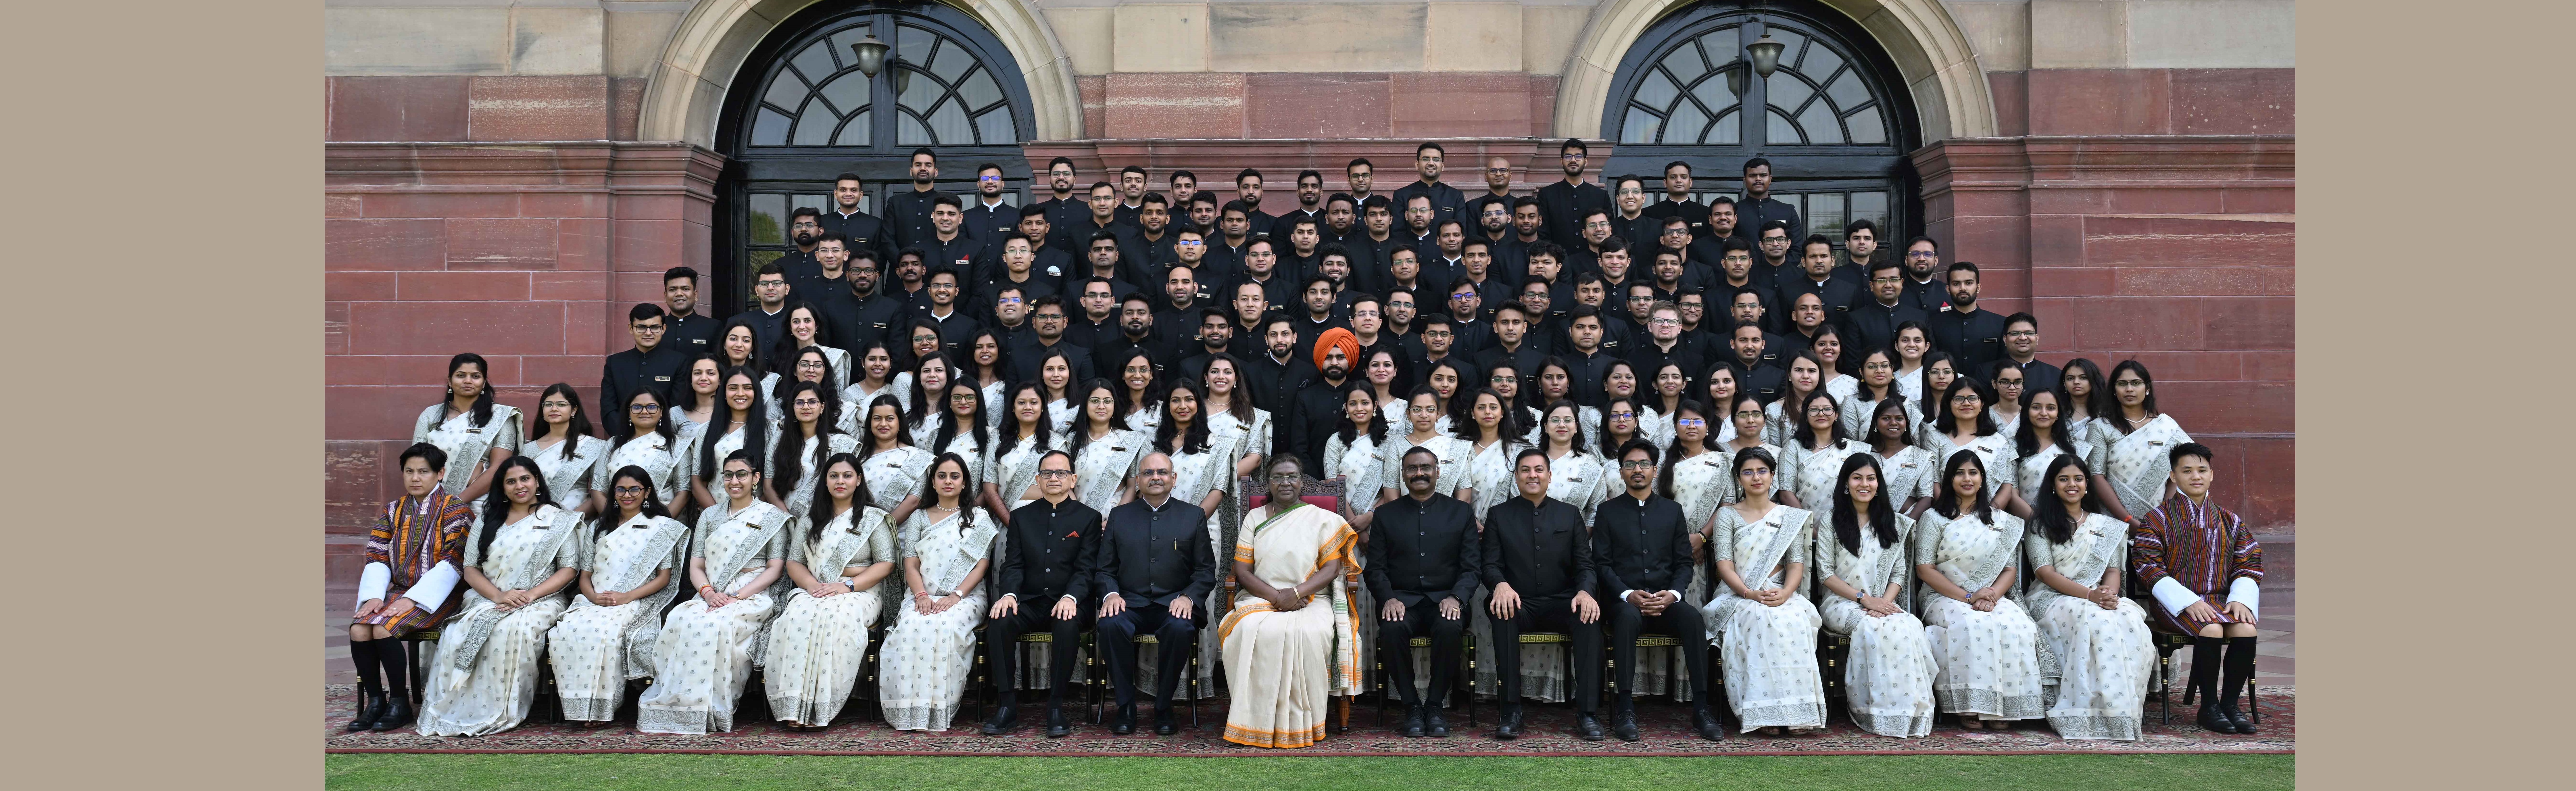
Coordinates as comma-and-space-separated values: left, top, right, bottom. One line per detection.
1598, 0, 1923, 248
712, 1, 1037, 312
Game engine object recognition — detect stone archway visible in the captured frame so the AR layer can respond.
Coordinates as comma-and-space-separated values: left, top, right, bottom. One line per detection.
1554, 0, 1994, 143
638, 0, 1083, 148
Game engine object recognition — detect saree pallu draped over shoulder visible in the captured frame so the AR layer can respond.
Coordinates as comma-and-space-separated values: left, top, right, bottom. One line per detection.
1218, 503, 1360, 749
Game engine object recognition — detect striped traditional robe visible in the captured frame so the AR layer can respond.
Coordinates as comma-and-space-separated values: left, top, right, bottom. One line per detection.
2129, 493, 2263, 634
359, 486, 473, 635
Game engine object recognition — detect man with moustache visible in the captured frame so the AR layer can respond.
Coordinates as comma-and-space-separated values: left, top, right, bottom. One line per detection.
1239, 238, 1294, 315
1093, 453, 1216, 735
1391, 142, 1465, 230
777, 208, 825, 277
1244, 316, 1316, 421
1367, 445, 1480, 738
1984, 312, 2060, 394
599, 303, 684, 435
1536, 139, 1613, 248
1153, 227, 1225, 308
1464, 157, 1517, 240
1452, 239, 1512, 321
1707, 236, 1778, 322
1849, 258, 1929, 355
1593, 440, 1722, 742
1011, 297, 1095, 384
1727, 321, 1789, 402
1475, 198, 1527, 284
962, 163, 1019, 241
917, 195, 986, 279
1322, 194, 1361, 246
1725, 289, 1795, 364
1482, 448, 1605, 740
1175, 307, 1239, 384
1187, 192, 1222, 239
661, 266, 722, 357
1349, 196, 1401, 293
883, 147, 946, 249
1608, 175, 1659, 252
1344, 158, 1378, 209
1898, 236, 1947, 313
1399, 194, 1441, 266
820, 173, 894, 264
1729, 157, 1802, 249
1031, 157, 1088, 254
1118, 193, 1181, 269
1754, 220, 1798, 290
1284, 170, 1327, 227
1078, 231, 1145, 303
1561, 306, 1620, 406
1069, 277, 1127, 349
1777, 234, 1865, 330
1290, 276, 1350, 362
1234, 169, 1279, 238
1114, 165, 1150, 226
888, 248, 934, 315
1152, 265, 1209, 352
1474, 302, 1549, 392
982, 450, 1102, 737
1280, 217, 1326, 282
1285, 328, 1362, 473
822, 250, 906, 354
1013, 204, 1079, 283
1686, 196, 1742, 267
1168, 170, 1201, 218
1926, 261, 2009, 375
1641, 161, 1705, 238
1099, 293, 1176, 376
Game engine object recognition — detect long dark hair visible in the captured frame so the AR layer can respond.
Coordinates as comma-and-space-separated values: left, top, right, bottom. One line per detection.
1333, 386, 1391, 446
779, 344, 839, 405
2031, 454, 2106, 546
964, 329, 1009, 384
1112, 348, 1164, 424
697, 367, 770, 484
772, 380, 841, 494
772, 301, 834, 376
918, 451, 979, 508
1930, 375, 1998, 437
2105, 359, 2159, 434
1932, 449, 1995, 523
2062, 357, 2113, 419
905, 352, 956, 425
1067, 379, 1122, 457
997, 380, 1055, 450
1865, 397, 1913, 456
1451, 387, 1524, 442
1035, 351, 1077, 401
1831, 453, 1902, 556
805, 452, 872, 533
932, 381, 991, 457
1851, 347, 1898, 403
443, 353, 497, 427
902, 318, 945, 367
479, 455, 556, 561
717, 316, 769, 372
2013, 387, 2081, 474
600, 464, 671, 539
1155, 378, 1214, 454
1199, 353, 1257, 424
1912, 349, 1954, 420
1601, 396, 1646, 449
1790, 389, 1847, 448
613, 387, 677, 454
679, 352, 726, 414
857, 394, 911, 455
1780, 349, 1828, 408
853, 342, 900, 388
1654, 399, 1714, 498
529, 383, 595, 461
1807, 323, 1849, 375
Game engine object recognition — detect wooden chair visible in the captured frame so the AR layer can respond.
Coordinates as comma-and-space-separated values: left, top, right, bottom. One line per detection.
984, 629, 1100, 717
1373, 632, 1478, 727
1464, 631, 1577, 726
1090, 633, 1203, 725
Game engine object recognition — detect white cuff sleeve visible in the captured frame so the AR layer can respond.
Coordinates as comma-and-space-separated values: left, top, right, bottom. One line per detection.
1102, 591, 1122, 606
357, 562, 391, 605
2150, 577, 2199, 617
2225, 577, 2260, 617
1619, 589, 1638, 603
401, 561, 462, 610
1665, 590, 1683, 602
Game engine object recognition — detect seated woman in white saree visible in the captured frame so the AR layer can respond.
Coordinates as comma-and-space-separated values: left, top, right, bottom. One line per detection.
418, 457, 582, 736
2021, 455, 2154, 740
765, 452, 899, 729
878, 452, 999, 732
1220, 456, 1362, 749
547, 465, 688, 726
1700, 447, 1828, 735
1067, 379, 1145, 516
1912, 450, 2046, 729
1813, 454, 1937, 738
637, 450, 792, 734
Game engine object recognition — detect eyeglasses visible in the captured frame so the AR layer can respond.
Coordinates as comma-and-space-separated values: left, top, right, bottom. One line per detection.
2004, 330, 2037, 338
1906, 251, 1938, 259
1561, 154, 1586, 162
1618, 460, 1658, 469
1036, 469, 1073, 478
997, 297, 1022, 305
612, 485, 648, 495
720, 470, 756, 480
1675, 418, 1706, 428
628, 403, 661, 412
1178, 240, 1203, 247
1806, 406, 1837, 415
1608, 411, 1635, 419
1650, 318, 1679, 326
978, 175, 1003, 182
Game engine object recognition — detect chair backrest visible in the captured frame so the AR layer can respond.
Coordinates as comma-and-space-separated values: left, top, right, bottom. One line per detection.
1242, 474, 1346, 515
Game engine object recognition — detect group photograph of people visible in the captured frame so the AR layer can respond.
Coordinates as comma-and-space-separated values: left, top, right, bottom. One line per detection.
336, 141, 2271, 752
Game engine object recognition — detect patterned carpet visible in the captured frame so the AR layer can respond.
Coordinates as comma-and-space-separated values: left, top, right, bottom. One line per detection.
324, 684, 2291, 756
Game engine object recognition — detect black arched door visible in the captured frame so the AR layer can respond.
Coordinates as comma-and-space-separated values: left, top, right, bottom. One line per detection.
713, 1, 1036, 312
1600, 0, 1922, 248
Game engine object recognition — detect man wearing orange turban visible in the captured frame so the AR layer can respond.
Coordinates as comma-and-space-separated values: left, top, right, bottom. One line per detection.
1278, 326, 1364, 472
1312, 327, 1361, 375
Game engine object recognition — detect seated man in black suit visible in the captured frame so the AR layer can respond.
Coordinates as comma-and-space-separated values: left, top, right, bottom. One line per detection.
1595, 439, 1725, 742
1093, 452, 1217, 735
1482, 447, 1606, 740
983, 451, 1103, 737
1366, 447, 1481, 738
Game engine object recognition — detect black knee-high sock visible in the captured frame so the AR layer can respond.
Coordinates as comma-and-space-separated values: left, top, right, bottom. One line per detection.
349, 638, 384, 694
2189, 636, 2224, 703
2218, 636, 2257, 707
378, 638, 412, 699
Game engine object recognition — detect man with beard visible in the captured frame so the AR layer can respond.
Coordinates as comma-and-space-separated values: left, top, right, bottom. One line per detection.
824, 250, 907, 354
1014, 204, 1079, 283
1778, 234, 1865, 332
918, 195, 986, 279
1366, 444, 1479, 738
1536, 139, 1613, 247
1211, 200, 1256, 274
962, 163, 1019, 241
1114, 165, 1149, 226
1726, 320, 1789, 402
662, 266, 722, 357
1644, 245, 1689, 304
1685, 196, 1741, 268
1167, 170, 1200, 218
1079, 231, 1144, 303
1175, 307, 1238, 384
1452, 239, 1511, 320
1482, 448, 1605, 740
1391, 142, 1465, 230
1006, 295, 1093, 384
1348, 195, 1399, 293
1098, 293, 1176, 376
1463, 156, 1517, 240
1069, 277, 1126, 349
1725, 289, 1794, 363
888, 248, 934, 315
1289, 276, 1349, 362
1706, 236, 1777, 323
1609, 175, 1659, 252
1624, 300, 1704, 393
1284, 328, 1363, 473
1405, 313, 1476, 387
1474, 197, 1526, 285
1672, 291, 1718, 357
1507, 197, 1547, 272
1153, 227, 1224, 308
1186, 192, 1221, 239
1754, 220, 1797, 290
1283, 170, 1327, 228
1322, 193, 1360, 245
600, 303, 684, 435
820, 173, 895, 264
920, 268, 980, 358
1984, 312, 2060, 394
777, 208, 824, 277
1849, 258, 1928, 356
1564, 208, 1616, 276
1152, 264, 1209, 351
1474, 302, 1548, 393
1443, 280, 1495, 355
1239, 238, 1294, 315
1729, 157, 1802, 249
1280, 216, 1325, 282
1641, 161, 1705, 239
1560, 305, 1619, 406
1031, 156, 1088, 255
883, 147, 946, 249
1399, 193, 1440, 265
1594, 440, 1722, 742
1569, 272, 1632, 354
1121, 190, 1184, 271
1382, 290, 1422, 349
1655, 216, 1720, 295
1233, 168, 1278, 238
1926, 261, 2009, 375
1899, 235, 1947, 313
1244, 315, 1316, 424
745, 263, 793, 351
1345, 158, 1378, 208
1423, 219, 1468, 292
1316, 245, 1365, 314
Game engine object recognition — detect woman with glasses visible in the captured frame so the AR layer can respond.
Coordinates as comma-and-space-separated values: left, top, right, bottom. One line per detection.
1597, 396, 1651, 461
1913, 451, 2044, 730
2020, 455, 2154, 740
603, 389, 692, 512
1765, 351, 1828, 448
1375, 387, 1471, 508
1454, 388, 1529, 521
775, 301, 849, 394
1778, 390, 1870, 512
879, 452, 998, 732
1656, 400, 1729, 609
1701, 447, 1827, 735
638, 450, 793, 734
767, 381, 858, 518
1840, 347, 1920, 440
524, 383, 608, 516
417, 457, 583, 737
1814, 453, 1936, 738
1712, 393, 1781, 505
778, 346, 857, 437
903, 353, 957, 449
2096, 360, 2190, 522
901, 319, 944, 374
689, 368, 774, 512
765, 452, 898, 730
1986, 365, 2028, 439
1923, 377, 2019, 503
1591, 360, 1647, 447
986, 382, 1065, 518
1115, 349, 1164, 433
842, 342, 905, 415
548, 465, 689, 726
413, 353, 522, 519
1068, 379, 1145, 516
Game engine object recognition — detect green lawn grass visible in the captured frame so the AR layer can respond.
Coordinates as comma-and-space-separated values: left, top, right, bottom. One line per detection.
326, 753, 2292, 790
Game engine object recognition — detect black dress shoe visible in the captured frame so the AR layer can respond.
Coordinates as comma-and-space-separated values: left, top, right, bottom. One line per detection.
1111, 704, 1137, 735
1426, 707, 1450, 738
1576, 713, 1606, 741
347, 688, 387, 733
2196, 702, 2234, 734
1691, 707, 1725, 741
1154, 707, 1178, 736
981, 705, 1020, 735
371, 695, 415, 732
1495, 706, 1524, 740
1612, 709, 1641, 742
1400, 705, 1426, 737
1045, 707, 1073, 738
2224, 703, 2256, 734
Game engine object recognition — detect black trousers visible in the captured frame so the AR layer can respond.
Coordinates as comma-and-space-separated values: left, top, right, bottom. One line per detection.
1488, 597, 1603, 713
1375, 596, 1467, 707
989, 598, 1091, 706
1606, 595, 1708, 706
1096, 600, 1202, 707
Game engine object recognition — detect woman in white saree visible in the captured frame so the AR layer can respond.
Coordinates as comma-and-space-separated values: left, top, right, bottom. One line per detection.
1201, 356, 1274, 558
878, 452, 998, 731
764, 452, 899, 729
1700, 447, 1827, 735
1219, 456, 1361, 749
767, 381, 860, 518
839, 342, 905, 415
1154, 380, 1241, 679
1777, 391, 1871, 511
2097, 360, 2189, 522
985, 382, 1068, 515
418, 458, 581, 736
853, 395, 932, 527
637, 449, 793, 734
523, 384, 608, 517
1813, 454, 1936, 738
1068, 380, 1145, 516
2021, 454, 2154, 740
688, 368, 774, 513
1920, 377, 2018, 505
547, 465, 688, 726
1913, 450, 2046, 729
413, 353, 522, 518
600, 389, 693, 513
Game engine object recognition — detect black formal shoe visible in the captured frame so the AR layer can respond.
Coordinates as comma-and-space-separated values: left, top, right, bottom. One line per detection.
1576, 713, 1606, 741
1111, 704, 1137, 735
1692, 707, 1725, 741
2224, 703, 2256, 734
1613, 709, 1641, 742
371, 695, 414, 732
1400, 705, 1427, 737
2196, 702, 2234, 734
1153, 707, 1178, 736
1045, 707, 1073, 738
1494, 706, 1524, 740
981, 705, 1020, 735
347, 688, 387, 733
1426, 707, 1450, 738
